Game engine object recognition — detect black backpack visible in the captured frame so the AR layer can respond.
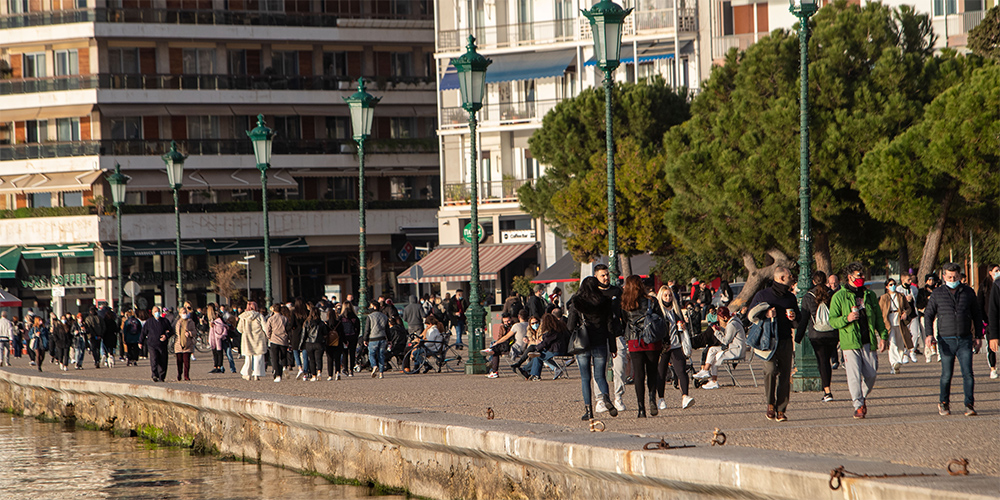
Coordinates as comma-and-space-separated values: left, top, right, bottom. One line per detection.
632, 299, 667, 345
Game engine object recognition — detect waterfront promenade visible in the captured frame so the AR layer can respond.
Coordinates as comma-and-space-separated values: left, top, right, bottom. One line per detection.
1, 348, 997, 498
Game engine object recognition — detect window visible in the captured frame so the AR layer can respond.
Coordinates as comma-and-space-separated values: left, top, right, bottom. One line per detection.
125, 191, 144, 205
56, 118, 80, 141
31, 193, 52, 208
326, 178, 355, 200
323, 51, 347, 77
326, 117, 350, 139
108, 48, 139, 73
183, 48, 215, 74
188, 116, 220, 139
273, 116, 301, 140
390, 177, 413, 200
54, 50, 79, 76
390, 52, 413, 77
258, 0, 282, 11
109, 117, 142, 139
8, 0, 28, 14
25, 120, 47, 143
22, 53, 46, 78
61, 192, 83, 207
76, 0, 86, 7
389, 117, 417, 139
189, 190, 215, 204
933, 0, 958, 15
228, 49, 247, 75
270, 51, 299, 76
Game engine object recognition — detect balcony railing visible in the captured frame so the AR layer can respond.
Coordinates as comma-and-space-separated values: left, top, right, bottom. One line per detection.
0, 3, 431, 29
712, 32, 768, 60
441, 98, 563, 129
0, 199, 438, 220
0, 73, 435, 96
940, 10, 987, 37
443, 179, 534, 206
438, 5, 697, 52
0, 138, 438, 162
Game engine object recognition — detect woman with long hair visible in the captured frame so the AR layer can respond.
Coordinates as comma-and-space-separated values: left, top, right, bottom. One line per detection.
174, 307, 196, 381
654, 286, 694, 410
880, 278, 914, 375
795, 270, 839, 401
525, 312, 570, 380
238, 301, 267, 381
27, 316, 49, 371
334, 301, 360, 376
693, 306, 747, 390
568, 276, 618, 420
621, 275, 662, 417
206, 304, 227, 374
266, 304, 290, 382
301, 305, 328, 382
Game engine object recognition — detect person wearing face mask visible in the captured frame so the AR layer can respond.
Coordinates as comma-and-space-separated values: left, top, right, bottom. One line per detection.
923, 263, 985, 417
983, 263, 1000, 380
72, 313, 87, 369
747, 266, 800, 422
140, 306, 174, 382
50, 314, 71, 371
916, 274, 939, 362
828, 262, 887, 420
174, 308, 196, 381
879, 279, 914, 374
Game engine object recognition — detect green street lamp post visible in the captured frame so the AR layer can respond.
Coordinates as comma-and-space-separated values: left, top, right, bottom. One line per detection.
343, 79, 381, 325
107, 163, 130, 314
162, 141, 187, 308
452, 36, 491, 374
247, 115, 276, 308
790, 0, 821, 392
582, 0, 631, 286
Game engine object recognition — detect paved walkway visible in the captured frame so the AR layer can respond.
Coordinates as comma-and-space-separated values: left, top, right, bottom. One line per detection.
4, 346, 999, 481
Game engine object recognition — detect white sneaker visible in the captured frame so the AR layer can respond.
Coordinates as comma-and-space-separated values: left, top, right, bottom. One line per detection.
595, 399, 609, 413
657, 398, 667, 410
701, 381, 720, 390
692, 369, 711, 379
613, 398, 626, 411
901, 353, 911, 364
327, 376, 333, 381
682, 395, 695, 409
274, 376, 281, 382
371, 368, 378, 378
378, 372, 384, 379
296, 369, 304, 380
991, 369, 998, 380
908, 351, 919, 363
336, 373, 341, 381
486, 372, 498, 379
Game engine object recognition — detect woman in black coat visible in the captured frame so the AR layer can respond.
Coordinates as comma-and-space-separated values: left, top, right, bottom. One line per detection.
567, 276, 618, 420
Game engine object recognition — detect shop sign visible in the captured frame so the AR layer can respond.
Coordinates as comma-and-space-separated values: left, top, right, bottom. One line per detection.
52, 286, 66, 297
501, 229, 536, 244
125, 270, 213, 285
21, 273, 92, 289
463, 223, 486, 244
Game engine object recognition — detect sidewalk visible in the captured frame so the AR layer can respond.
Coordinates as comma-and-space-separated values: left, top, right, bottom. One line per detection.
5, 347, 998, 481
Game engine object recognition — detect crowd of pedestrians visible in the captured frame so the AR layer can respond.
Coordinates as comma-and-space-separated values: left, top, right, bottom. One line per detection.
0, 261, 996, 423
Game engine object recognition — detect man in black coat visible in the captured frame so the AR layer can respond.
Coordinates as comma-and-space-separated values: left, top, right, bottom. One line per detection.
923, 262, 984, 416
141, 306, 174, 382
593, 263, 627, 412
100, 306, 119, 367
526, 285, 547, 320
83, 307, 105, 368
748, 267, 800, 422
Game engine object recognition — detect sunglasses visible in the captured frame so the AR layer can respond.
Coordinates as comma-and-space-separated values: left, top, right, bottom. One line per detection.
529, 321, 539, 325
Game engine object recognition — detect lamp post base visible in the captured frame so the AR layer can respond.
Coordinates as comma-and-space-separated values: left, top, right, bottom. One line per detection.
464, 303, 488, 375
792, 375, 822, 392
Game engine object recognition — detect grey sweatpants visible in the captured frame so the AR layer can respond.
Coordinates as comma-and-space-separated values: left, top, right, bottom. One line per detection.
843, 346, 878, 410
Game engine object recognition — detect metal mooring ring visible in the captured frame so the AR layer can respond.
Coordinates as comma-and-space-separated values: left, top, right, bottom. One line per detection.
589, 419, 605, 432
485, 407, 495, 420
711, 428, 727, 446
947, 458, 969, 476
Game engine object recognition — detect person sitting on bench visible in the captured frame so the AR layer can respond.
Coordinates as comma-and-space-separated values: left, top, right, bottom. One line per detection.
693, 306, 746, 389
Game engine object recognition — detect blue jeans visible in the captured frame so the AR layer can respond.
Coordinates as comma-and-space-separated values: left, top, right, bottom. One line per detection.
453, 320, 465, 345
74, 336, 87, 367
368, 339, 387, 373
292, 349, 308, 373
529, 350, 557, 378
576, 344, 610, 406
938, 336, 975, 407
223, 339, 236, 372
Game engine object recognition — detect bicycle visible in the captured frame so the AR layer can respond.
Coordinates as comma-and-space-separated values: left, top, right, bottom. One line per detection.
403, 333, 463, 373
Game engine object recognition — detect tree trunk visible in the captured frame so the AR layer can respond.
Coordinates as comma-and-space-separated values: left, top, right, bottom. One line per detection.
898, 240, 910, 278
731, 249, 794, 310
813, 231, 832, 276
917, 188, 956, 282
619, 254, 633, 280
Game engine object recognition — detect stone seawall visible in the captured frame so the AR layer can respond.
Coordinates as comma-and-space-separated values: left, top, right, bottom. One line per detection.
0, 371, 991, 500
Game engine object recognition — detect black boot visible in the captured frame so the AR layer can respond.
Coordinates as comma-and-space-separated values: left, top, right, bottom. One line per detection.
637, 402, 647, 418
602, 394, 618, 417
649, 397, 658, 417
581, 405, 594, 421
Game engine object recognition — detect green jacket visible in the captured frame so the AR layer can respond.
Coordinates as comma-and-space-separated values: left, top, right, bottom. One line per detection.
828, 286, 887, 351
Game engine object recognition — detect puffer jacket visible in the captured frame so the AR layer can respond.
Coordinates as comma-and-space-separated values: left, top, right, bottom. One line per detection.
924, 283, 984, 339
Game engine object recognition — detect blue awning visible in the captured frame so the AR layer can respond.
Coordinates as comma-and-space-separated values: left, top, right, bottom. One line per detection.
440, 49, 577, 90
584, 46, 674, 67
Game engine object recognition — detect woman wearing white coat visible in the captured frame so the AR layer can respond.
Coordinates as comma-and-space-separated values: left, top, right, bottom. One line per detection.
238, 301, 267, 380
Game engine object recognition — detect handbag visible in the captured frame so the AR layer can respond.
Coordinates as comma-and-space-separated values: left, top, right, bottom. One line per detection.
567, 322, 590, 356
681, 326, 692, 357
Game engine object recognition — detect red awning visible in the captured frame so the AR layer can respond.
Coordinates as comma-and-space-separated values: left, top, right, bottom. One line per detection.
0, 289, 22, 308
398, 243, 536, 284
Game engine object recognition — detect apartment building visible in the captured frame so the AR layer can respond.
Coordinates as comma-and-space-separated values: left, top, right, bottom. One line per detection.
412, 0, 699, 301
0, 0, 439, 315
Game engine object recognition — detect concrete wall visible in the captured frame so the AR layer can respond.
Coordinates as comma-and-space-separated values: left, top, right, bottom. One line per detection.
0, 371, 990, 500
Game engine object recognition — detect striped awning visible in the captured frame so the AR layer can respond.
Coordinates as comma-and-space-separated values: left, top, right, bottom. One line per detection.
398, 243, 536, 284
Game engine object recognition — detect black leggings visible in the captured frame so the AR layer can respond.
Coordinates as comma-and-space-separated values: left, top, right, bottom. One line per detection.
341, 336, 358, 371
657, 347, 689, 397
305, 343, 324, 376
810, 338, 839, 390
630, 350, 660, 406
212, 348, 224, 368
325, 345, 343, 375
269, 343, 286, 378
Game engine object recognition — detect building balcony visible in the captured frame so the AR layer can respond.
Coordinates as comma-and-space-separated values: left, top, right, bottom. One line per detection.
0, 3, 432, 30
0, 200, 438, 221
443, 179, 534, 207
711, 32, 768, 60
935, 9, 988, 39
440, 99, 562, 130
437, 6, 697, 53
0, 138, 438, 162
0, 74, 435, 96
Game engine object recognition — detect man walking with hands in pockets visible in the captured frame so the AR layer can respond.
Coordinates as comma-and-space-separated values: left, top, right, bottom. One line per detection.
828, 262, 887, 420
